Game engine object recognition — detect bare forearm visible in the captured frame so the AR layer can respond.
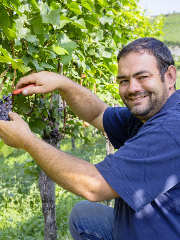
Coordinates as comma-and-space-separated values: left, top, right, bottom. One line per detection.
24, 134, 103, 200
58, 76, 108, 130
0, 112, 118, 201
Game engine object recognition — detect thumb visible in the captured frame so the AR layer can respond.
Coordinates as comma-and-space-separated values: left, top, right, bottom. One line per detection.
8, 112, 22, 121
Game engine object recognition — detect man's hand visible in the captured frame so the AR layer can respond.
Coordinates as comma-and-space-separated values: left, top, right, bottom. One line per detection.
16, 71, 69, 95
0, 112, 34, 148
16, 71, 107, 131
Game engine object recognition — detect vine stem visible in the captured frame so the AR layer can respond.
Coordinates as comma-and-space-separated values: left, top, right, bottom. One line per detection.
62, 100, 67, 138
12, 69, 16, 89
0, 68, 9, 92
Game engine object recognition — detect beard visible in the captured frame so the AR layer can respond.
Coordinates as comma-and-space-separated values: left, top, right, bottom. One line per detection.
122, 90, 168, 121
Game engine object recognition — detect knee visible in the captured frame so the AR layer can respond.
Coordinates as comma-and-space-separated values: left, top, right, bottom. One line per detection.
69, 200, 90, 225
69, 200, 90, 238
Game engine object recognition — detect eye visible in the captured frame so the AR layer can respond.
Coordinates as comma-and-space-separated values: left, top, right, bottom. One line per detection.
118, 79, 129, 86
138, 75, 149, 80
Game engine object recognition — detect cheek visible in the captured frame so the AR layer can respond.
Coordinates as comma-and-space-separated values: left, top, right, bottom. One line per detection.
119, 85, 126, 95
119, 88, 125, 99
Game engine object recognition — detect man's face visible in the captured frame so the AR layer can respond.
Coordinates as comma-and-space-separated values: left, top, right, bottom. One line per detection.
117, 51, 175, 121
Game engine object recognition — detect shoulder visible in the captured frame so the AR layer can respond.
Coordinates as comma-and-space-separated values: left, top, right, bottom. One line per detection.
103, 107, 141, 149
103, 106, 139, 127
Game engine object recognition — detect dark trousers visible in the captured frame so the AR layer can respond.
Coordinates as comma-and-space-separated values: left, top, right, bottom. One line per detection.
69, 200, 114, 240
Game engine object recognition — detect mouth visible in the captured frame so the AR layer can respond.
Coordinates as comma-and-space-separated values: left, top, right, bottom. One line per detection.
128, 95, 148, 103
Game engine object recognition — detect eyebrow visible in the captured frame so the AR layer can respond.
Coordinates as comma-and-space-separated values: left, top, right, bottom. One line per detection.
116, 70, 151, 80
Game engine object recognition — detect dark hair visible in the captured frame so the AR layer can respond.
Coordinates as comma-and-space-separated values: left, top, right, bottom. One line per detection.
117, 37, 175, 80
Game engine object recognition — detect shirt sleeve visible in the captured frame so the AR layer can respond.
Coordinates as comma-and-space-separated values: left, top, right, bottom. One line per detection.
103, 107, 133, 149
96, 121, 180, 212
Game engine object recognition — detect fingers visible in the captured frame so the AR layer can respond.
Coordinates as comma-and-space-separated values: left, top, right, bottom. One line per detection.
22, 85, 44, 95
0, 112, 20, 125
16, 71, 50, 95
8, 112, 22, 121
16, 75, 35, 89
16, 72, 43, 89
16, 71, 62, 96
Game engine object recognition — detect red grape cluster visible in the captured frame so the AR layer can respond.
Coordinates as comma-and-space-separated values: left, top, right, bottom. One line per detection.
0, 94, 12, 120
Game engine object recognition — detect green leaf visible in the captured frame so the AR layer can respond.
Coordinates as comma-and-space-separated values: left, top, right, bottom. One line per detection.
61, 55, 72, 65
32, 59, 44, 71
40, 3, 61, 26
29, 0, 39, 11
84, 15, 100, 26
0, 46, 11, 57
91, 30, 104, 41
0, 55, 12, 63
0, 5, 10, 28
97, 0, 108, 7
15, 15, 31, 38
81, 0, 93, 11
30, 14, 46, 35
11, 60, 31, 73
0, 144, 14, 157
26, 33, 39, 44
0, 0, 21, 12
99, 16, 114, 25
3, 27, 17, 40
60, 16, 71, 29
59, 34, 77, 54
67, 2, 82, 15
52, 45, 69, 55
71, 18, 87, 29
41, 63, 54, 70
29, 118, 46, 135
102, 51, 112, 58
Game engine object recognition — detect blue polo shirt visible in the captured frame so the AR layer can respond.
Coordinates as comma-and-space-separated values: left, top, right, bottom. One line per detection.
95, 90, 180, 240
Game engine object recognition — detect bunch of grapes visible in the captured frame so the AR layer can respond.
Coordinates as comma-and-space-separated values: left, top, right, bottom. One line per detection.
50, 128, 61, 141
0, 94, 12, 120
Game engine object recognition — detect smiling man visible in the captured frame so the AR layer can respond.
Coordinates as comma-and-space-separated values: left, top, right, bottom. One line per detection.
0, 38, 180, 240
117, 46, 176, 121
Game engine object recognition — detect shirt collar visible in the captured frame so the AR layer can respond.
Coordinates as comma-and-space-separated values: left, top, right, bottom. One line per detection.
160, 89, 180, 113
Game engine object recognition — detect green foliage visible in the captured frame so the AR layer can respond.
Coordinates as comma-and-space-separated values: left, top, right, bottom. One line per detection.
0, 0, 163, 139
163, 13, 180, 45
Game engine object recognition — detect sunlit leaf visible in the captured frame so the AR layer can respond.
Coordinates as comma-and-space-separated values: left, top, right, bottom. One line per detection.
71, 18, 87, 29
96, 0, 108, 7
99, 16, 114, 25
67, 2, 82, 15
11, 60, 31, 73
0, 55, 12, 63
3, 27, 17, 40
52, 46, 69, 55
40, 3, 61, 26
81, 0, 93, 11
60, 16, 71, 29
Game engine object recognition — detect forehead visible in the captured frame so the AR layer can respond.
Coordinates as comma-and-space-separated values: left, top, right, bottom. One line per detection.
118, 51, 159, 75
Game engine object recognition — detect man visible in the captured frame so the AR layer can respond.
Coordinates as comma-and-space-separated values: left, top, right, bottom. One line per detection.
0, 37, 179, 239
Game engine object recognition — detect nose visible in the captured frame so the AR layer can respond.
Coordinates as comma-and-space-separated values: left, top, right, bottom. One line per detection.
128, 78, 141, 94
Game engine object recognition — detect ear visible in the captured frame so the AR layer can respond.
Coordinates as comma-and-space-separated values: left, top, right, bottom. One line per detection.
165, 65, 176, 90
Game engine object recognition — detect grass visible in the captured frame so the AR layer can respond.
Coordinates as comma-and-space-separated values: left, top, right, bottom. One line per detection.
163, 13, 180, 45
160, 13, 180, 88
176, 70, 180, 89
0, 135, 106, 240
